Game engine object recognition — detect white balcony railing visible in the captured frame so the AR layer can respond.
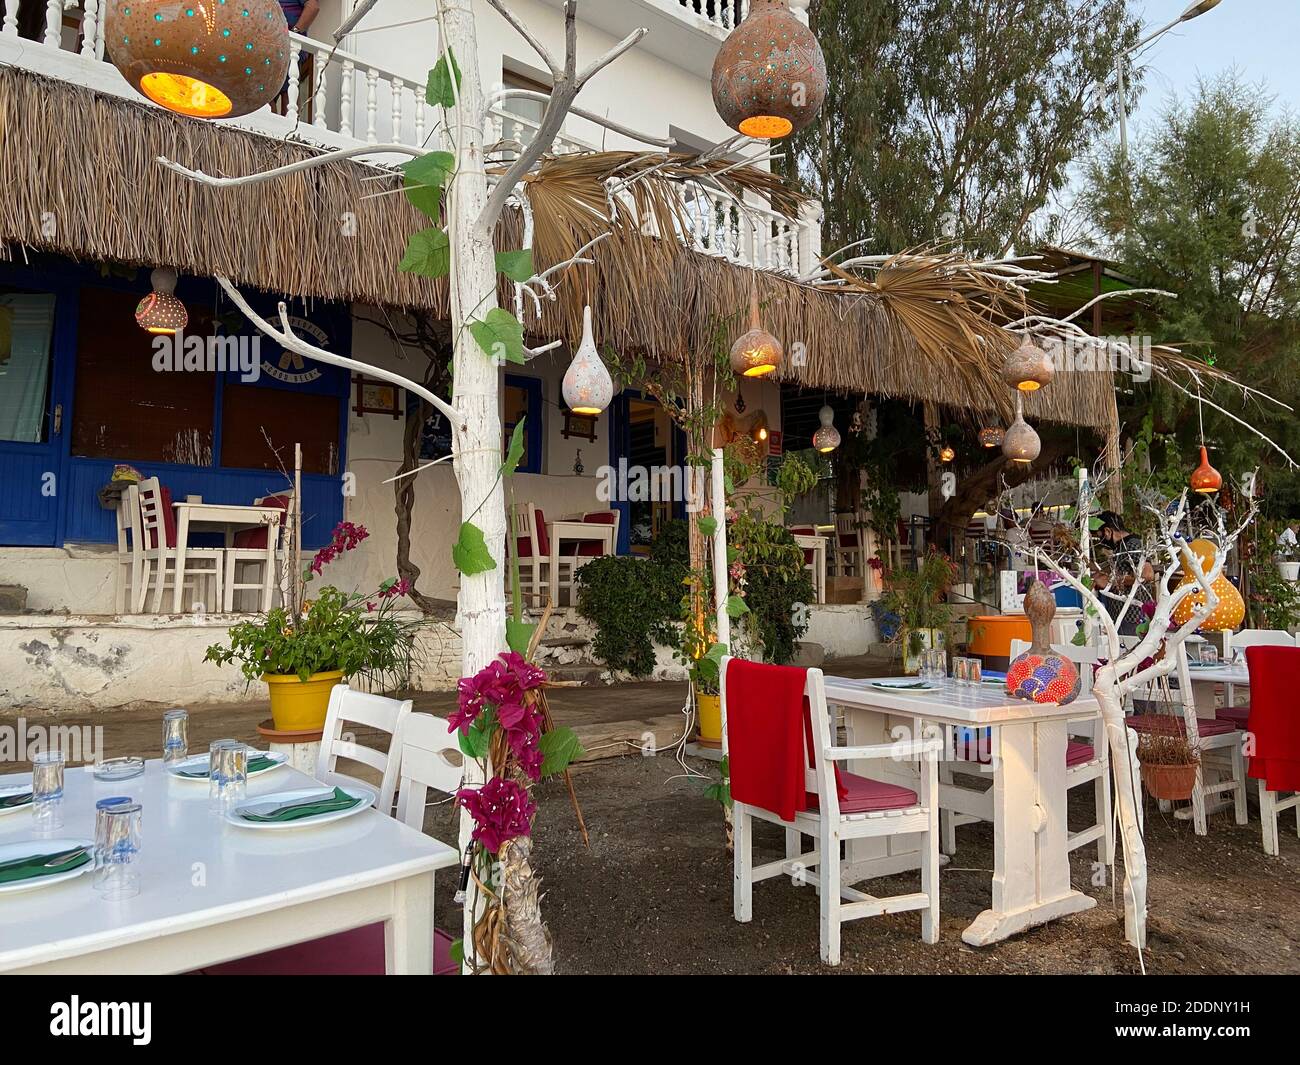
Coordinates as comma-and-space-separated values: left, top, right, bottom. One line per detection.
5, 2, 820, 276
676, 1, 749, 32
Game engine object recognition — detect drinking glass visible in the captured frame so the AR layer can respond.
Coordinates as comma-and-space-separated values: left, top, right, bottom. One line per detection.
97, 801, 142, 901
208, 739, 237, 810
31, 750, 65, 832
210, 741, 247, 812
94, 796, 132, 885
967, 657, 983, 686
162, 709, 189, 766
953, 656, 970, 687
931, 648, 948, 682
918, 649, 933, 680
1199, 643, 1219, 668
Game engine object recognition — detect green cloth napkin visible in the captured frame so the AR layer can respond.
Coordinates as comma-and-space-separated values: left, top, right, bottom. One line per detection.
874, 681, 930, 689
0, 847, 91, 885
0, 792, 32, 809
239, 787, 362, 823
175, 755, 277, 779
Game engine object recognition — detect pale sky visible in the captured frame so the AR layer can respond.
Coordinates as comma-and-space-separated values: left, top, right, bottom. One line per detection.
1126, 0, 1300, 128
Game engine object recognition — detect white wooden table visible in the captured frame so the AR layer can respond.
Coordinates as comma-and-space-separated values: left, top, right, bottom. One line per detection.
1184, 663, 1250, 718
822, 676, 1099, 946
172, 501, 281, 613
547, 519, 614, 605
793, 534, 827, 604
0, 759, 458, 974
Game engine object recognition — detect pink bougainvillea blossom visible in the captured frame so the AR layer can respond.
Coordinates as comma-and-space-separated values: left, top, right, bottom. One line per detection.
455, 777, 536, 854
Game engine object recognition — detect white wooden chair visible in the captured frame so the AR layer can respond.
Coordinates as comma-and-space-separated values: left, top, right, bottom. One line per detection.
316, 684, 413, 816
830, 513, 862, 578
114, 487, 145, 614
134, 478, 224, 613
223, 491, 291, 613
1241, 645, 1300, 856
722, 657, 942, 965
394, 712, 465, 831
507, 501, 549, 607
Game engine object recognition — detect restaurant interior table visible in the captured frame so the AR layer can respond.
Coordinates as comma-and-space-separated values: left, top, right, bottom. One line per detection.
546, 519, 614, 605
171, 501, 282, 613
0, 759, 458, 975
822, 675, 1101, 946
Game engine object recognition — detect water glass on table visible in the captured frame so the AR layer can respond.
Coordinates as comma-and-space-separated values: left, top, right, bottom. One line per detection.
930, 648, 948, 682
209, 741, 248, 812
162, 709, 189, 766
953, 656, 970, 687
1199, 643, 1219, 668
97, 800, 142, 901
31, 750, 65, 832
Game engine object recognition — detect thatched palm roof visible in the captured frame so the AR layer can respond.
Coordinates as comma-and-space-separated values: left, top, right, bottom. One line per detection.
0, 66, 1116, 431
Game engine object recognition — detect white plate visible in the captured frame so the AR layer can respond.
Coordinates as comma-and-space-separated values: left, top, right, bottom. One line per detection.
870, 680, 939, 693
0, 836, 95, 895
0, 784, 33, 817
224, 784, 376, 831
166, 750, 288, 782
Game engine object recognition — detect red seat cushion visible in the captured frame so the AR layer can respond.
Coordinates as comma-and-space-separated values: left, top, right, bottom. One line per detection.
806, 770, 918, 814
1127, 713, 1237, 737
1217, 704, 1250, 727
517, 508, 549, 558
146, 485, 177, 549
574, 511, 616, 556
232, 494, 291, 549
1066, 741, 1096, 767
193, 924, 458, 975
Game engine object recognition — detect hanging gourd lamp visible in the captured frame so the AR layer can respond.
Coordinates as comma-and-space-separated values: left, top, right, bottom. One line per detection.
1172, 538, 1245, 631
135, 268, 188, 334
712, 0, 827, 140
749, 411, 770, 444
562, 306, 614, 416
978, 426, 1005, 448
106, 0, 290, 119
730, 284, 782, 377
812, 404, 840, 453
1002, 394, 1040, 465
1190, 445, 1222, 495
939, 445, 956, 463
1001, 334, 1054, 392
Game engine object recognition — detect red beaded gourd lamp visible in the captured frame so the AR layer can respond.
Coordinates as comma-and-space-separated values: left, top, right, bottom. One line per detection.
1005, 579, 1081, 705
712, 0, 827, 140
106, 0, 290, 119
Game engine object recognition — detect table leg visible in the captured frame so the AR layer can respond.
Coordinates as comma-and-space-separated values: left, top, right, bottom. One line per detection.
962, 717, 1096, 946
385, 870, 435, 975
172, 511, 190, 613
549, 541, 561, 607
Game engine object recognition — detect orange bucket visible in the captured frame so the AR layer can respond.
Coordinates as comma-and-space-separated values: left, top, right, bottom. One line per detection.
966, 615, 1032, 671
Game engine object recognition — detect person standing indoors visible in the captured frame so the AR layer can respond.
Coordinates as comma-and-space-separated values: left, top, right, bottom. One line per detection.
1092, 511, 1154, 636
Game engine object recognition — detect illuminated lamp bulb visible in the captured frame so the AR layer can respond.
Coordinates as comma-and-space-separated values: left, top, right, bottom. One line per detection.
562, 306, 614, 416
106, 0, 290, 119
135, 268, 188, 334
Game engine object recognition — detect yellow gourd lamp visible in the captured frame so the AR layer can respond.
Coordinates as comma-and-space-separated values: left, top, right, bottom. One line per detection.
1171, 537, 1244, 631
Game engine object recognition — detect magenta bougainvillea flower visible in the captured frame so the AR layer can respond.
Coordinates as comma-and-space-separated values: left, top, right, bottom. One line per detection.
455, 776, 536, 854
310, 521, 370, 576
449, 651, 550, 780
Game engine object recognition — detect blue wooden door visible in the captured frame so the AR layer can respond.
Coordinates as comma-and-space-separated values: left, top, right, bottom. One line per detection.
0, 282, 70, 545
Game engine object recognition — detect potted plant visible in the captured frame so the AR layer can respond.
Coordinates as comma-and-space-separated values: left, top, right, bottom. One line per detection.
1137, 728, 1200, 801
878, 549, 957, 673
205, 521, 420, 731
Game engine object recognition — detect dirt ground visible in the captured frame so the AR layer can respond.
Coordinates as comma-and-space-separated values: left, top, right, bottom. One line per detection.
5, 701, 1298, 974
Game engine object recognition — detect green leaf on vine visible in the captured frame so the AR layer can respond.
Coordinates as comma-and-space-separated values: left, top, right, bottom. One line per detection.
698, 516, 718, 537
398, 227, 451, 278
400, 150, 454, 218
539, 726, 585, 778
457, 704, 495, 760
452, 521, 496, 576
505, 617, 537, 658
469, 308, 525, 365
495, 249, 535, 283
501, 417, 526, 477
726, 594, 750, 618
426, 50, 462, 108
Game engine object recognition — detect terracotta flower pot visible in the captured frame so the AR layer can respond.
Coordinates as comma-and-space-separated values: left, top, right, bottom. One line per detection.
1140, 761, 1198, 801
263, 670, 344, 732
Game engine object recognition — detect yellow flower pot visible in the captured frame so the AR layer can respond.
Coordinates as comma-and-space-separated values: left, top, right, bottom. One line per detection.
697, 693, 723, 746
263, 670, 344, 732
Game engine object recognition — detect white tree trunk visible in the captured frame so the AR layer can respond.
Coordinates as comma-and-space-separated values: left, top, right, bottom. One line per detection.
1092, 679, 1146, 948
442, 0, 507, 966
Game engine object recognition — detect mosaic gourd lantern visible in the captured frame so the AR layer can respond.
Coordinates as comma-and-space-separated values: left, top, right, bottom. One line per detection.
1001, 334, 1054, 392
1189, 445, 1222, 495
729, 286, 782, 378
939, 445, 955, 463
562, 306, 614, 416
106, 0, 290, 119
711, 0, 827, 140
134, 268, 188, 334
1001, 394, 1040, 465
812, 404, 840, 453
1005, 579, 1081, 705
1171, 538, 1245, 631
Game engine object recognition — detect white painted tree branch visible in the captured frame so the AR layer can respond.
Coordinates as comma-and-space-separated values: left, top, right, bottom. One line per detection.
156, 143, 424, 186
486, 89, 675, 148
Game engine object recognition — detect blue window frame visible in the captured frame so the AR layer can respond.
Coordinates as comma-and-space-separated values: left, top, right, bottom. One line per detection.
504, 374, 543, 474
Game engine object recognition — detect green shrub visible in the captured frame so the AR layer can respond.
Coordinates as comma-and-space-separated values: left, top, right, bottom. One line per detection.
575, 551, 687, 677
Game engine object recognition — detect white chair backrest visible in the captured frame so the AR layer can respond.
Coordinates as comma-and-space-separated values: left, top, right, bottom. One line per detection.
116, 485, 142, 556
508, 501, 539, 556
394, 712, 465, 832
834, 513, 861, 550
137, 477, 167, 551
720, 656, 839, 819
1008, 638, 1098, 695
1225, 628, 1298, 654
316, 683, 412, 814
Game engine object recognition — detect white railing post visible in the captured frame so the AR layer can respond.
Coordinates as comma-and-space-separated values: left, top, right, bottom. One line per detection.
796, 198, 824, 277
80, 0, 99, 58
413, 85, 425, 145
340, 59, 355, 138
391, 77, 403, 145
43, 0, 61, 46
2, 2, 18, 37
313, 47, 329, 128
287, 39, 302, 117
365, 67, 378, 144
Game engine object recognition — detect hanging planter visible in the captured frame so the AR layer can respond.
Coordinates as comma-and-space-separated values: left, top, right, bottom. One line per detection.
711, 0, 827, 140
1136, 726, 1200, 801
106, 0, 290, 119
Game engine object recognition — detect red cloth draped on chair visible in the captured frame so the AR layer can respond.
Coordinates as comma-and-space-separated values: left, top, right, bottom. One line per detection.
1246, 646, 1300, 791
